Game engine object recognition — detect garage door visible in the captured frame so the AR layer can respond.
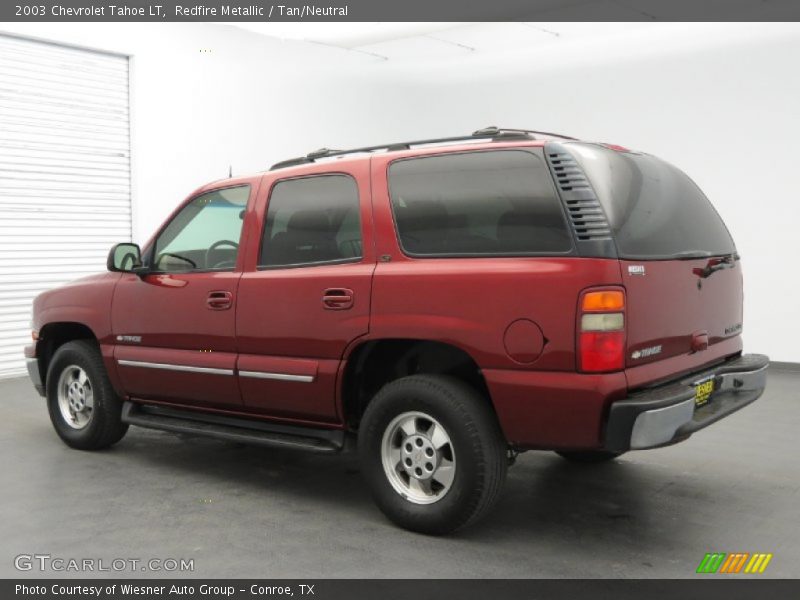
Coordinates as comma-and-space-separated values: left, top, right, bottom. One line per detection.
0, 34, 131, 378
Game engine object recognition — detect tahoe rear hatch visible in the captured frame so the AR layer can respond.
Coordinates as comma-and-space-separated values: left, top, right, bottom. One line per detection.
567, 143, 743, 387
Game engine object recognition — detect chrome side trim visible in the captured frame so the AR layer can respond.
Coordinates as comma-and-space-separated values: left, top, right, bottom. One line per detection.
239, 370, 314, 383
117, 359, 234, 376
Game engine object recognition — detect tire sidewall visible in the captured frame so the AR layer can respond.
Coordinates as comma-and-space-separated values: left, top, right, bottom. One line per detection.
46, 342, 112, 447
359, 377, 495, 533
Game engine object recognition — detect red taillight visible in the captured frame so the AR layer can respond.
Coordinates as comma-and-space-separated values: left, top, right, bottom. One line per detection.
578, 287, 626, 373
579, 331, 625, 372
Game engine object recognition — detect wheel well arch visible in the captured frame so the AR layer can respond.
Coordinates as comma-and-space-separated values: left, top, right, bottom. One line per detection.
36, 322, 97, 385
341, 339, 493, 429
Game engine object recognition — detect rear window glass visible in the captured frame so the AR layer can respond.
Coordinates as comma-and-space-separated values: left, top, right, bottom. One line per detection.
567, 144, 736, 259
388, 150, 572, 256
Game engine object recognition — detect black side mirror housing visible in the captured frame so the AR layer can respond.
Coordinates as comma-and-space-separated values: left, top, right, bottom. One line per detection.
107, 243, 143, 273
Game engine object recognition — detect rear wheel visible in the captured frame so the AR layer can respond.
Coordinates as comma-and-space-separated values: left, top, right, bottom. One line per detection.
556, 450, 623, 463
46, 340, 128, 450
358, 374, 507, 535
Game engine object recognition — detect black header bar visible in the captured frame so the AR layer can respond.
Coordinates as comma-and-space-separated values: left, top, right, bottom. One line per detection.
5, 579, 800, 600
2, 0, 800, 22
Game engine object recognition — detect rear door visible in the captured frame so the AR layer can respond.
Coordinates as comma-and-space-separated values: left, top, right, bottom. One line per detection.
235, 162, 374, 424
567, 143, 743, 385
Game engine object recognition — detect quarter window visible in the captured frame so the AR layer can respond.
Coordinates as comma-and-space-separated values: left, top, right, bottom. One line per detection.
153, 185, 249, 272
388, 150, 572, 256
259, 175, 362, 268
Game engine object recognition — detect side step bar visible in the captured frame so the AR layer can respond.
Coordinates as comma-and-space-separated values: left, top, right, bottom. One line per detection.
121, 401, 345, 453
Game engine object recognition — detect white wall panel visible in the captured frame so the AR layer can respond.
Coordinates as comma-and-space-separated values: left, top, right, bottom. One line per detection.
0, 34, 130, 377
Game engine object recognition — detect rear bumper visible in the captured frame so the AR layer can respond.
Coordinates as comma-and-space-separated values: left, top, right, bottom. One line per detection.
605, 353, 769, 452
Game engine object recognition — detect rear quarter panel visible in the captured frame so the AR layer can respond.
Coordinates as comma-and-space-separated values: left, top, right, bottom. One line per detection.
370, 257, 623, 371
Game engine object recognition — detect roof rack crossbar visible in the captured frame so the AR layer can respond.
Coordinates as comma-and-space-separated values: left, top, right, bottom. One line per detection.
268, 126, 576, 170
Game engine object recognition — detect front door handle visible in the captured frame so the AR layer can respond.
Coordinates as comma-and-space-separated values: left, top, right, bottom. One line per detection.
323, 288, 354, 310
207, 290, 233, 310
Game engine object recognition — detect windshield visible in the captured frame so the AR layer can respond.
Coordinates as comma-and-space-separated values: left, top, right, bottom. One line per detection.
566, 143, 736, 260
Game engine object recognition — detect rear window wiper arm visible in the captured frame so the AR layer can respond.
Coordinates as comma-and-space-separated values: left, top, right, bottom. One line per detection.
692, 255, 736, 278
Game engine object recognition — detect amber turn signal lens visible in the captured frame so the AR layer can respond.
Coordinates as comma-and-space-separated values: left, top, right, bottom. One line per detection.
582, 290, 624, 312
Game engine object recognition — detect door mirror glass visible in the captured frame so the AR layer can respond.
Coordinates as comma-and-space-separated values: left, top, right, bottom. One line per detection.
108, 243, 142, 272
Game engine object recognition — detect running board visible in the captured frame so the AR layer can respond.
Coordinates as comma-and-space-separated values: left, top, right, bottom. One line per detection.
121, 401, 345, 453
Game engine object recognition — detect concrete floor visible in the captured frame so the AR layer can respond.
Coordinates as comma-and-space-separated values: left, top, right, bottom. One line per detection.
1, 368, 798, 579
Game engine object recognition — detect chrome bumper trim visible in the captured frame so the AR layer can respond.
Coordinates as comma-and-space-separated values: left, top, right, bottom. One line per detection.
630, 398, 695, 449
26, 357, 45, 396
629, 363, 769, 450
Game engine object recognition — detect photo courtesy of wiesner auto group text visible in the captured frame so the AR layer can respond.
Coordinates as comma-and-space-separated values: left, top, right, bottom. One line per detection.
0, 1, 798, 599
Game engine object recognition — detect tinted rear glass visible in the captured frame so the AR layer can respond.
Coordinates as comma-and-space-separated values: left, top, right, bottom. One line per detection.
568, 143, 735, 259
259, 175, 361, 268
388, 149, 572, 256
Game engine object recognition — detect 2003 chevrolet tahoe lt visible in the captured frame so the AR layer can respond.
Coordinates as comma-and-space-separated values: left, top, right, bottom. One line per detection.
25, 127, 768, 534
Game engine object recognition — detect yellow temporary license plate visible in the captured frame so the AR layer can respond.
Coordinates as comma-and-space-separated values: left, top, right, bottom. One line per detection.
694, 377, 716, 407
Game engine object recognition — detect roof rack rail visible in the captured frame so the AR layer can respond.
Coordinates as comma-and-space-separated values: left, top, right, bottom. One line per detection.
472, 126, 578, 141
269, 126, 577, 170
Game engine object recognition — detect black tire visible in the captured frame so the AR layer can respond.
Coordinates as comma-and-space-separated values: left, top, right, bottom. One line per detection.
46, 340, 128, 450
358, 374, 507, 535
556, 450, 623, 463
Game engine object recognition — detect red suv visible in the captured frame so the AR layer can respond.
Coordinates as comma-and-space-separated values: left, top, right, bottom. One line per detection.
25, 127, 768, 534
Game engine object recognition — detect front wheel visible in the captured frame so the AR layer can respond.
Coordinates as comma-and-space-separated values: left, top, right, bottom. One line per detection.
46, 340, 128, 450
358, 375, 507, 535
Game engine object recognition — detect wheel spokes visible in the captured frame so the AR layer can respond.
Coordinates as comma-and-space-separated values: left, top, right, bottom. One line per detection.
407, 476, 432, 497
381, 410, 457, 505
398, 418, 417, 438
432, 463, 455, 488
428, 423, 449, 450
388, 444, 403, 470
56, 365, 94, 430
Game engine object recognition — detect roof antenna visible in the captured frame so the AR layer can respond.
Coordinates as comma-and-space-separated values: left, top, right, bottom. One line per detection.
228, 165, 233, 178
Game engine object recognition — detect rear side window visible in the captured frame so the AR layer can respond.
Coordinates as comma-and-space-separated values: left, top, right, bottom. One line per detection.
568, 144, 736, 259
259, 175, 362, 268
388, 150, 572, 256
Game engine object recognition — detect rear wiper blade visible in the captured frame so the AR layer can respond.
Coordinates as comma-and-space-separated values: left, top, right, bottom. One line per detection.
673, 250, 713, 260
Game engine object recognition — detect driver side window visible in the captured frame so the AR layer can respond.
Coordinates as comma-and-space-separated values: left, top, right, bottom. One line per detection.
153, 185, 250, 272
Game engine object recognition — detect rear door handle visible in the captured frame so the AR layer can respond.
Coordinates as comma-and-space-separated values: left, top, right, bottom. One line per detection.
207, 290, 233, 310
323, 288, 354, 310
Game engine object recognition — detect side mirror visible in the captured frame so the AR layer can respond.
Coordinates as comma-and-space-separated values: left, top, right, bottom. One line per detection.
108, 243, 142, 273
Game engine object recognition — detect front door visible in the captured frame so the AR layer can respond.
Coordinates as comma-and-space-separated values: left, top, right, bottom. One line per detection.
236, 165, 374, 423
112, 182, 255, 409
